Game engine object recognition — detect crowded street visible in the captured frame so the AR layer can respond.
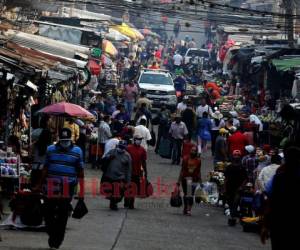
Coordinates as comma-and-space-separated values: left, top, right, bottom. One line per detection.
0, 149, 268, 250
0, 1, 300, 250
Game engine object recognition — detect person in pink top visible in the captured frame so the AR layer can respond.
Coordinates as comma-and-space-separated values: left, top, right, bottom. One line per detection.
123, 81, 138, 117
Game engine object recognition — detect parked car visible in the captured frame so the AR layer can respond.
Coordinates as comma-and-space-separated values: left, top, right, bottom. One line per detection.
137, 69, 177, 111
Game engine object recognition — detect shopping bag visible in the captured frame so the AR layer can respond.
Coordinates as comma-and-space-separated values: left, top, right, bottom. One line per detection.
139, 177, 154, 199
158, 137, 172, 159
194, 184, 205, 204
72, 199, 88, 219
170, 188, 182, 208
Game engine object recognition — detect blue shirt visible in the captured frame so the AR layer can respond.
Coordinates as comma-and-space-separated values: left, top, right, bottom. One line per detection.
44, 144, 84, 197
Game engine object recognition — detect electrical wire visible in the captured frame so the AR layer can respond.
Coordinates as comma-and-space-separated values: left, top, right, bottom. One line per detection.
7, 0, 298, 33
49, 0, 299, 32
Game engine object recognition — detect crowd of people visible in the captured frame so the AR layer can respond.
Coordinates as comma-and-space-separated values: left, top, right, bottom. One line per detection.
9, 25, 299, 250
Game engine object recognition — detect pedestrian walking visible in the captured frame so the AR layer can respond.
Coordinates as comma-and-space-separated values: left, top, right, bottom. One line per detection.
196, 98, 213, 119
101, 141, 132, 210
36, 128, 84, 249
177, 146, 201, 216
134, 118, 152, 152
224, 150, 247, 226
242, 145, 258, 184
210, 110, 225, 156
169, 115, 188, 165
154, 105, 170, 154
123, 81, 138, 118
214, 128, 229, 164
197, 112, 212, 154
125, 135, 148, 209
181, 102, 196, 140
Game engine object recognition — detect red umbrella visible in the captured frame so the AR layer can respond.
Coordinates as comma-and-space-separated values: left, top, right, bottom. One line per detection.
37, 102, 95, 120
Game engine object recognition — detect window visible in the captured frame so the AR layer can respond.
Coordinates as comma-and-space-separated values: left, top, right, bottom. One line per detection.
187, 50, 209, 58
139, 74, 173, 85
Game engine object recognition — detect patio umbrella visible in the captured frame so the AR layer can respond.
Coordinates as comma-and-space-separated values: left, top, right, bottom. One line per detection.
37, 102, 95, 120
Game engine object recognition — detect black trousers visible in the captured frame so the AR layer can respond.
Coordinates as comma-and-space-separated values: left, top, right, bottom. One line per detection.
181, 179, 196, 207
44, 198, 72, 248
171, 138, 183, 164
124, 175, 140, 208
226, 190, 240, 218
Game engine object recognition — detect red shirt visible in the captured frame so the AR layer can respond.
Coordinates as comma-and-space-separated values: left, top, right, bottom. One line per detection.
127, 144, 147, 176
182, 141, 196, 159
181, 156, 201, 182
228, 131, 248, 156
149, 65, 159, 70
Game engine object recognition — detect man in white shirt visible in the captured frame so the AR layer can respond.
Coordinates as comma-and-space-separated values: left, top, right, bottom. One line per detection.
169, 115, 188, 164
134, 118, 152, 151
196, 99, 213, 118
173, 52, 183, 67
177, 98, 187, 113
99, 115, 112, 145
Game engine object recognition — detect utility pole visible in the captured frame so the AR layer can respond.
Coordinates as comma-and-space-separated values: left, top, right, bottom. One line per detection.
283, 0, 295, 48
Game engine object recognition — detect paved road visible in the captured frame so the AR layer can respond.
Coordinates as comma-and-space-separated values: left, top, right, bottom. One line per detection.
0, 146, 270, 250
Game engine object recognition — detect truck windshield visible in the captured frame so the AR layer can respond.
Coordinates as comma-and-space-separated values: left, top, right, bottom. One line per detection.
187, 50, 209, 58
140, 74, 173, 85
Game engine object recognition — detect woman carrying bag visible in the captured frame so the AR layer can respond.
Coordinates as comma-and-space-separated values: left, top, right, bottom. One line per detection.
177, 146, 202, 216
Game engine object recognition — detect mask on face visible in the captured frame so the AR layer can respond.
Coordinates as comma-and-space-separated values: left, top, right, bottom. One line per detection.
134, 139, 142, 146
60, 140, 71, 149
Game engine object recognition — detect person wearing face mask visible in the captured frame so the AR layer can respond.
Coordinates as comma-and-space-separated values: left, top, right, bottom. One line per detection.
125, 135, 148, 209
35, 128, 84, 249
177, 147, 201, 216
169, 115, 188, 165
101, 141, 132, 210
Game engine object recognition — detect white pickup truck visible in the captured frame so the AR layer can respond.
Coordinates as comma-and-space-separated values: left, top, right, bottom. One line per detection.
137, 69, 177, 111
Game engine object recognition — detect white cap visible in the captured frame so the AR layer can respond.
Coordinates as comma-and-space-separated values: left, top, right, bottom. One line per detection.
245, 145, 255, 154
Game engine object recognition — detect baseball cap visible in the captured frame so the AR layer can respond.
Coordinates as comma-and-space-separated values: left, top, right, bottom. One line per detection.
59, 128, 72, 141
245, 145, 255, 154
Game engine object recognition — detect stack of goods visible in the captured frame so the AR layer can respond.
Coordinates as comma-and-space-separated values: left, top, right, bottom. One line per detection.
0, 156, 18, 178
209, 171, 226, 205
